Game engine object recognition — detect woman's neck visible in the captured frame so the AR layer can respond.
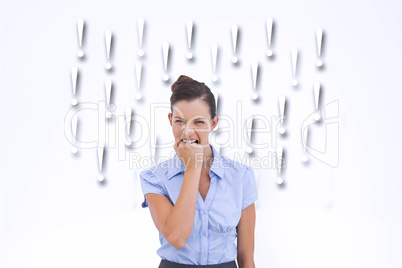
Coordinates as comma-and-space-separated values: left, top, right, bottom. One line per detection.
202, 144, 214, 170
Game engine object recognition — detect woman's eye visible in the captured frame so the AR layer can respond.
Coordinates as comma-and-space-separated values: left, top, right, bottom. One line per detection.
175, 120, 203, 124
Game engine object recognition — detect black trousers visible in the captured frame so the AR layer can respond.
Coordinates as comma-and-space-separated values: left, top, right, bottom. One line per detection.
158, 259, 238, 268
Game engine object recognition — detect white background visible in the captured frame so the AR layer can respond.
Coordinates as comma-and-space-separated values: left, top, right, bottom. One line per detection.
1, 0, 402, 267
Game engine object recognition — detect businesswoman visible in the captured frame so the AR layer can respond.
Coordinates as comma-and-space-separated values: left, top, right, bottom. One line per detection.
140, 75, 258, 268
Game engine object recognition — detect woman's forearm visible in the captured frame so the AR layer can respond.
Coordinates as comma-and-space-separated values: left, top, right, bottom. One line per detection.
165, 167, 201, 248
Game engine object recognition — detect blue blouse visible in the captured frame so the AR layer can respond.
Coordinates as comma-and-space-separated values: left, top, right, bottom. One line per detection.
140, 144, 258, 265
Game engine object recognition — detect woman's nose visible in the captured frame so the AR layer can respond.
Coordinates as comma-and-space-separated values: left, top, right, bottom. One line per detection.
182, 122, 195, 134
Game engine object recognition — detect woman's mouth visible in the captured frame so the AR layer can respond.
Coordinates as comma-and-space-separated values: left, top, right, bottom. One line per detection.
181, 139, 199, 144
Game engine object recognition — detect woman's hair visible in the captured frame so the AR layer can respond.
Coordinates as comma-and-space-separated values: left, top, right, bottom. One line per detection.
170, 75, 216, 119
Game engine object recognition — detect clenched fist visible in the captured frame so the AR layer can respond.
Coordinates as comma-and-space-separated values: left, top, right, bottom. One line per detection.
173, 137, 204, 170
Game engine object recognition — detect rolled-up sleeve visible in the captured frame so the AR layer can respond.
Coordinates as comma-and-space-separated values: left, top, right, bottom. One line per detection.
139, 169, 167, 208
241, 167, 258, 210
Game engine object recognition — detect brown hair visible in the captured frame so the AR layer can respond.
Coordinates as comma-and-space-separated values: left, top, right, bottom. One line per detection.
170, 75, 216, 119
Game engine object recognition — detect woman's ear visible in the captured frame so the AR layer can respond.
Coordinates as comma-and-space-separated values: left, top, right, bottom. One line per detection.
212, 115, 219, 130
168, 112, 172, 126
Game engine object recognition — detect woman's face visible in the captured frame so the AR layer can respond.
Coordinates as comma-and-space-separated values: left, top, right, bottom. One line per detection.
168, 99, 218, 148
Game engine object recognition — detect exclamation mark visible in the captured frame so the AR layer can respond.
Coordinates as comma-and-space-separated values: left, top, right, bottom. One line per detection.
211, 89, 219, 131
266, 18, 274, 57
278, 95, 286, 135
246, 116, 253, 154
301, 126, 309, 162
70, 67, 78, 105
77, 18, 85, 58
215, 143, 222, 155
105, 79, 113, 118
276, 145, 284, 185
231, 24, 239, 63
105, 31, 112, 70
313, 82, 321, 121
135, 61, 143, 100
97, 142, 105, 182
162, 42, 170, 81
186, 20, 194, 59
316, 28, 323, 67
125, 106, 132, 146
251, 60, 258, 100
291, 47, 298, 86
71, 114, 78, 154
211, 43, 218, 82
138, 18, 145, 57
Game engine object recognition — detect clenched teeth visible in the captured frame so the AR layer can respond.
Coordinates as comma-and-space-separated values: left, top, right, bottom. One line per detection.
182, 139, 198, 144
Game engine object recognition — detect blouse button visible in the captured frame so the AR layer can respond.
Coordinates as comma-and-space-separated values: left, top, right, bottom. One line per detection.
202, 232, 206, 236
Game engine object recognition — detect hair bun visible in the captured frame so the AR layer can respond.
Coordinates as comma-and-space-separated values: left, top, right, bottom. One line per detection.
171, 75, 194, 92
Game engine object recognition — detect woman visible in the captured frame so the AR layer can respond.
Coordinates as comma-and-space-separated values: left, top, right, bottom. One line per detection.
140, 75, 258, 268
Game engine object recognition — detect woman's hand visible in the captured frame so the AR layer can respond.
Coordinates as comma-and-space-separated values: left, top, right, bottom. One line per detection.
173, 138, 204, 170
